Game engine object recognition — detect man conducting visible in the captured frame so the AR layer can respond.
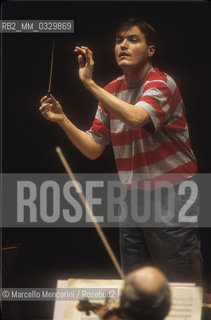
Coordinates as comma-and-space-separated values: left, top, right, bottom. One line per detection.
39, 18, 202, 283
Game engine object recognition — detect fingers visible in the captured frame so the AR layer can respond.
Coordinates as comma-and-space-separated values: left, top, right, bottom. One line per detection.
49, 94, 58, 103
74, 46, 87, 55
40, 96, 49, 103
39, 94, 58, 115
78, 55, 84, 68
75, 46, 94, 65
39, 96, 52, 115
40, 94, 57, 104
39, 102, 52, 114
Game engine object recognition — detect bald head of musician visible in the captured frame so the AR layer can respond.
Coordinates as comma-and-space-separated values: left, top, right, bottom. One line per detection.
120, 266, 171, 320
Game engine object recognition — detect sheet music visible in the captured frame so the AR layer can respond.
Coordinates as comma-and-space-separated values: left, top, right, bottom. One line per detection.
53, 279, 202, 320
165, 285, 203, 320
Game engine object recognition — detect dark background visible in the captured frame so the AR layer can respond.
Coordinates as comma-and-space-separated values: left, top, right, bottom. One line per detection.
1, 1, 211, 319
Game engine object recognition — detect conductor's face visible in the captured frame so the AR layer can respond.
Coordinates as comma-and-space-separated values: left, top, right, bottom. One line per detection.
115, 25, 154, 70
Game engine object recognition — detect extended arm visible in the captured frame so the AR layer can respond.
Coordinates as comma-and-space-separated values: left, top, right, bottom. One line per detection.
75, 46, 151, 129
39, 95, 105, 160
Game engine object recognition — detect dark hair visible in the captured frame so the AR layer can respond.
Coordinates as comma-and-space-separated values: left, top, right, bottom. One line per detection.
116, 17, 156, 46
120, 276, 171, 320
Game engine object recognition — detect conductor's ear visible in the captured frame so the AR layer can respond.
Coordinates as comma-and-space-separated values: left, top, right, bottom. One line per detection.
148, 45, 155, 58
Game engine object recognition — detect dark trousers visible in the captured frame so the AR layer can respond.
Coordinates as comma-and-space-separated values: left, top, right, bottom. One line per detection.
119, 181, 203, 284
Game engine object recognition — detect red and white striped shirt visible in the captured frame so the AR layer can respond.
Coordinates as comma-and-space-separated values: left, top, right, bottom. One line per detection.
87, 67, 197, 187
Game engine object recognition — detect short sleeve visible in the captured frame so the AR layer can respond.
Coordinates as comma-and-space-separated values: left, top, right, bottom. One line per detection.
135, 81, 172, 132
86, 103, 111, 146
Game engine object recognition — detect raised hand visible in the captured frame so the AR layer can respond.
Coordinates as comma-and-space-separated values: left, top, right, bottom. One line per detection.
74, 46, 94, 85
39, 94, 64, 123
